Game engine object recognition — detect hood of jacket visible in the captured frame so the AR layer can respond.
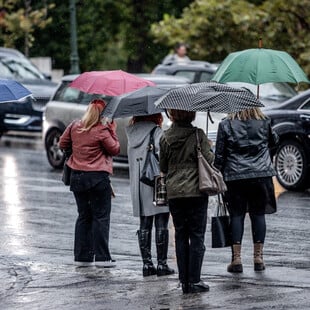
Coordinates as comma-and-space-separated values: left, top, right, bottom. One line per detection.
126, 121, 157, 149
164, 122, 196, 149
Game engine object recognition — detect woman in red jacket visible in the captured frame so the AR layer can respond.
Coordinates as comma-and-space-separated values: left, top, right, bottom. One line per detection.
59, 99, 120, 268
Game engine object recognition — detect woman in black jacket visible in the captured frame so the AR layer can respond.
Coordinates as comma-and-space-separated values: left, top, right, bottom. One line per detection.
214, 107, 278, 273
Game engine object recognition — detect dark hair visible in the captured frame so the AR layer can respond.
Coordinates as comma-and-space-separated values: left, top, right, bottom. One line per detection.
168, 109, 195, 123
174, 42, 188, 51
129, 113, 163, 126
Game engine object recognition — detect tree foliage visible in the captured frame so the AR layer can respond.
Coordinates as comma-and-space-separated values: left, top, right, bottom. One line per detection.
1, 0, 309, 79
30, 0, 192, 73
0, 0, 54, 56
151, 0, 310, 79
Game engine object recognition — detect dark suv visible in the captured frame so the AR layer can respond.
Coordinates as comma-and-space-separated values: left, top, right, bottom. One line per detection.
0, 47, 57, 135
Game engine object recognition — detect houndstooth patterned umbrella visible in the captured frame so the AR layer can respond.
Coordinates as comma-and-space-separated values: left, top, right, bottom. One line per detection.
154, 82, 264, 113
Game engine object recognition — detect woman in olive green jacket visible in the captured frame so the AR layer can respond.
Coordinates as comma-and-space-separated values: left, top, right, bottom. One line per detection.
160, 109, 214, 294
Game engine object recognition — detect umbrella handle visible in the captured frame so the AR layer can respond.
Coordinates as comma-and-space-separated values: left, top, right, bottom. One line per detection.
207, 111, 214, 124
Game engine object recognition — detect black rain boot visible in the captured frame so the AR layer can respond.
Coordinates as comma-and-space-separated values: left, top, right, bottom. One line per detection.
137, 229, 157, 277
156, 229, 175, 276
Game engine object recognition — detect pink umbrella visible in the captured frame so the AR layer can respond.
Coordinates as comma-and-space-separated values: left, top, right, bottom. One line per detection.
69, 70, 155, 96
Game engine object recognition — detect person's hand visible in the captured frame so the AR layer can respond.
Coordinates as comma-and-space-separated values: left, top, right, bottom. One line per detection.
107, 120, 117, 131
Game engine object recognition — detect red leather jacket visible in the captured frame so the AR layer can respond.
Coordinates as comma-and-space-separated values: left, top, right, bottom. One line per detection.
59, 120, 120, 174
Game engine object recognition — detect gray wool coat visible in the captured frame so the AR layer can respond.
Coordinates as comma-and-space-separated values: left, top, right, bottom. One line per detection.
126, 121, 169, 217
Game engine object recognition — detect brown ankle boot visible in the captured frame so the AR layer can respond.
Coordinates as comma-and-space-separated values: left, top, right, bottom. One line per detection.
254, 243, 265, 271
227, 244, 243, 273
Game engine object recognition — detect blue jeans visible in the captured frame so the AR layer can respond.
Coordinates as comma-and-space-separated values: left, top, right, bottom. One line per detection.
169, 197, 208, 283
73, 177, 112, 262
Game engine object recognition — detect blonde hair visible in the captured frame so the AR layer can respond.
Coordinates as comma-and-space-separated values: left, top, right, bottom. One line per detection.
79, 99, 106, 132
227, 107, 267, 121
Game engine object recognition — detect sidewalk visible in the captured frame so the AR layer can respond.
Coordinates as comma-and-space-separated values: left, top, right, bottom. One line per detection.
0, 157, 309, 309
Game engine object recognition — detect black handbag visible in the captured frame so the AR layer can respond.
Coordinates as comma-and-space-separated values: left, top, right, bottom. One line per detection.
211, 194, 232, 248
140, 126, 160, 187
61, 148, 72, 186
62, 160, 72, 186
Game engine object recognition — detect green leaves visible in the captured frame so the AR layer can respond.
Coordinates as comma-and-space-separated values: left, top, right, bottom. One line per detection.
151, 0, 310, 80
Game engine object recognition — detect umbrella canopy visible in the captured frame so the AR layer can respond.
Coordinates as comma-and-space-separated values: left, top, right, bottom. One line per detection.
102, 86, 167, 119
0, 79, 32, 103
212, 48, 309, 85
154, 82, 264, 114
69, 70, 155, 96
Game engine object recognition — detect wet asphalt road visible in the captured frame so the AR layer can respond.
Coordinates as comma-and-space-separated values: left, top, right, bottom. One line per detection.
0, 135, 309, 310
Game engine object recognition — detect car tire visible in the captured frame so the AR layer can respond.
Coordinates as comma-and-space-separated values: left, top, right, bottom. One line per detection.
45, 128, 65, 169
275, 139, 309, 191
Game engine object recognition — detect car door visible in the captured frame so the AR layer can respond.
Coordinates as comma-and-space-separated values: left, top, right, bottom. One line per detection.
298, 98, 310, 137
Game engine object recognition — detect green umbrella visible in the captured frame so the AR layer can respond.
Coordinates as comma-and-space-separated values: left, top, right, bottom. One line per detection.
212, 48, 309, 97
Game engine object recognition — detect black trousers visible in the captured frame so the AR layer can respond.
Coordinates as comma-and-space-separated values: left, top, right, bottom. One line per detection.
225, 178, 275, 244
73, 179, 112, 262
169, 197, 208, 284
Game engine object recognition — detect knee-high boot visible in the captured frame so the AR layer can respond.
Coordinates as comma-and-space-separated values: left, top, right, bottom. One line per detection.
227, 244, 243, 273
254, 243, 265, 271
137, 229, 157, 277
156, 229, 175, 276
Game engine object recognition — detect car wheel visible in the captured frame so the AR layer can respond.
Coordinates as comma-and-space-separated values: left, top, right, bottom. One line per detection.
275, 140, 309, 191
45, 128, 65, 169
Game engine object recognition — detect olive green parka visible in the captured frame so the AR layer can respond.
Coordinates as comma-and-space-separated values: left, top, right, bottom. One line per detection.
160, 122, 214, 199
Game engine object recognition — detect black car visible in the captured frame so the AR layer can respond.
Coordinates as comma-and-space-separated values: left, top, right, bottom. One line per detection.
0, 47, 57, 135
264, 89, 310, 190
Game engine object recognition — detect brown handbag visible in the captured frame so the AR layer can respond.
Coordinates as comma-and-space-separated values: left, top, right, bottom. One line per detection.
196, 129, 227, 196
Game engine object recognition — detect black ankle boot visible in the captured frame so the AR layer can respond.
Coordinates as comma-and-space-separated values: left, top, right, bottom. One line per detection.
143, 263, 157, 276
156, 229, 175, 276
137, 229, 157, 277
188, 281, 210, 293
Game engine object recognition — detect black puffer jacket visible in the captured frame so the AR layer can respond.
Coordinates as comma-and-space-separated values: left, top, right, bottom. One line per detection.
214, 118, 278, 181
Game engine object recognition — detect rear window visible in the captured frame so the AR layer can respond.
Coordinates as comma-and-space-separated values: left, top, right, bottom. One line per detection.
52, 81, 103, 104
174, 71, 195, 82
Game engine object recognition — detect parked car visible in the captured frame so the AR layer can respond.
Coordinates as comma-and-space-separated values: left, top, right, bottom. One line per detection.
152, 60, 298, 107
264, 89, 310, 191
0, 47, 57, 135
153, 60, 219, 83
43, 74, 190, 168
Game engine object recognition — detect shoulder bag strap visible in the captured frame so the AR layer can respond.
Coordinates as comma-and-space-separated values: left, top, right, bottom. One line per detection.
149, 126, 159, 160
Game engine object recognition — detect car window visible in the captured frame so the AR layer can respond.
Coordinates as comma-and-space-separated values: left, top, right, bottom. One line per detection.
0, 57, 44, 80
53, 82, 80, 103
299, 98, 310, 110
227, 82, 296, 100
0, 60, 14, 77
174, 71, 195, 82
200, 72, 214, 82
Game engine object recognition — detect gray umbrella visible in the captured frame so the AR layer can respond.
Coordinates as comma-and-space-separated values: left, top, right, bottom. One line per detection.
102, 86, 167, 119
154, 82, 264, 113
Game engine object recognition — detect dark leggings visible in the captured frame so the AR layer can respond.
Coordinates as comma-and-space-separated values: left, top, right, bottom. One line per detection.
231, 213, 266, 244
140, 213, 170, 231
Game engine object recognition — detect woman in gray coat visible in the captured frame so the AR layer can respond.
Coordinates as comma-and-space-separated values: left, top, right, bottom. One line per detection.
126, 113, 174, 277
